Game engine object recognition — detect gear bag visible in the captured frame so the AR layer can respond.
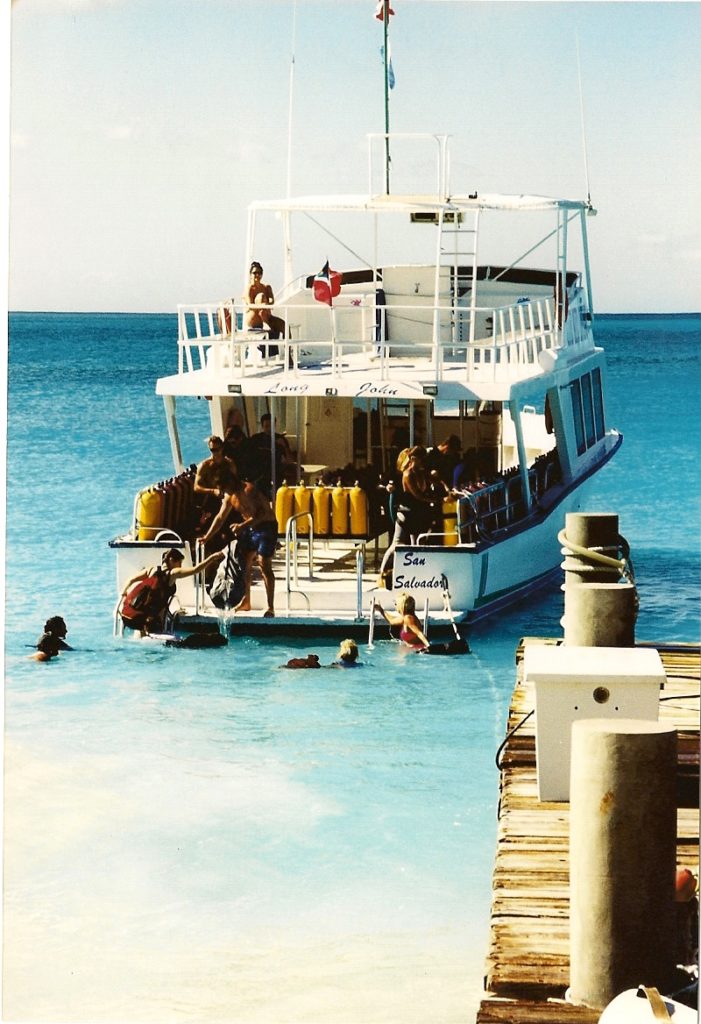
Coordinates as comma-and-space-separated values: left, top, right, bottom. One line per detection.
208, 541, 246, 610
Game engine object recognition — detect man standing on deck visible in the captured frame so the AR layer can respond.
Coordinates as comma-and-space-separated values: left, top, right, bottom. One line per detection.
202, 477, 277, 618
194, 435, 241, 544
194, 435, 240, 504
426, 434, 462, 487
248, 413, 295, 496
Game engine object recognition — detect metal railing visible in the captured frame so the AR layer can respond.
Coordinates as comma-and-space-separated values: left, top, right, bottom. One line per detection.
355, 544, 365, 621
285, 513, 314, 611
175, 287, 593, 385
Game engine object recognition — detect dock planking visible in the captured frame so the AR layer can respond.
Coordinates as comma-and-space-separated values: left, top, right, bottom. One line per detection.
476, 640, 700, 1024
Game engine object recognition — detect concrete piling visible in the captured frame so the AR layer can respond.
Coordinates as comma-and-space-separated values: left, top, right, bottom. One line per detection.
561, 512, 636, 647
568, 719, 677, 1009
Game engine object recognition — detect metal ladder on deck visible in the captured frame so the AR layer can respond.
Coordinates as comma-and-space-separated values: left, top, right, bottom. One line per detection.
441, 208, 480, 351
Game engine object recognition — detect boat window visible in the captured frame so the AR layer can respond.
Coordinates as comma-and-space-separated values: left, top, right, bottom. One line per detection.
570, 379, 586, 456
581, 373, 596, 448
591, 367, 605, 440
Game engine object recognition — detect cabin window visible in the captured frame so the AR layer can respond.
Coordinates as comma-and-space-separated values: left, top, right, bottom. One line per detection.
591, 367, 605, 440
581, 374, 596, 448
570, 379, 586, 455
570, 370, 606, 455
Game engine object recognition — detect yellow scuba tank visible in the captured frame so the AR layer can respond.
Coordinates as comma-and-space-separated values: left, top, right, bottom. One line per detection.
349, 482, 368, 536
137, 486, 164, 541
331, 480, 349, 535
294, 482, 312, 535
275, 481, 294, 535
442, 495, 458, 546
313, 481, 332, 536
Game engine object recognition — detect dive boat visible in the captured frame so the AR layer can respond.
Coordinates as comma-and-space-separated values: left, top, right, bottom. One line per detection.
110, 134, 621, 634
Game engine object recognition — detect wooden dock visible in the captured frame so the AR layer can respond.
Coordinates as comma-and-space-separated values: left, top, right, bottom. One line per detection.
476, 639, 700, 1024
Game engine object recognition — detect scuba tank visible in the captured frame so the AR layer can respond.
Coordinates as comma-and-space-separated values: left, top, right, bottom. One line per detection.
312, 480, 332, 536
349, 482, 368, 536
137, 486, 164, 541
294, 481, 312, 535
331, 480, 349, 535
442, 495, 458, 546
275, 481, 294, 535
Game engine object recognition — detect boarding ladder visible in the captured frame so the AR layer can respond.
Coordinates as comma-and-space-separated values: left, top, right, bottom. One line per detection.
283, 513, 368, 621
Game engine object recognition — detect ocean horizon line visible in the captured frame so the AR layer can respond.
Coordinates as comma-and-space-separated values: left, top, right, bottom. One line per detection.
8, 309, 701, 319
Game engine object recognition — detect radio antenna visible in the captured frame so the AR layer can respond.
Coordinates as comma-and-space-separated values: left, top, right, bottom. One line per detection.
576, 33, 592, 207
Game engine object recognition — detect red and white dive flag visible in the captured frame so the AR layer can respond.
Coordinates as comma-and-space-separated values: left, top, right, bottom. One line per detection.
312, 261, 342, 306
374, 1, 395, 22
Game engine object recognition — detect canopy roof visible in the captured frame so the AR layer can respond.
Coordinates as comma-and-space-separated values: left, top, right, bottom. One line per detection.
249, 192, 593, 215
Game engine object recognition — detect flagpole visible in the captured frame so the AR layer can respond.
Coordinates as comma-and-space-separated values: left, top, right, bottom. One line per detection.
383, 1, 390, 194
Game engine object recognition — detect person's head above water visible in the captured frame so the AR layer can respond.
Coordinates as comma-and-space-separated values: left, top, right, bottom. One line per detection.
43, 616, 67, 638
337, 639, 359, 664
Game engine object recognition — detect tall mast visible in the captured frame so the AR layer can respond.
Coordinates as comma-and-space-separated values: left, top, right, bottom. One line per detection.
285, 1, 298, 200
383, 6, 390, 193
376, 0, 394, 193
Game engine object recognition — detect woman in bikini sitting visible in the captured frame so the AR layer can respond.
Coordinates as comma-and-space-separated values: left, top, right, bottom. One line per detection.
244, 261, 286, 345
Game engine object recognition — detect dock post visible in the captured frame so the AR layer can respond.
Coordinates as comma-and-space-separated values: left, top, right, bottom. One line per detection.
568, 719, 677, 1009
561, 512, 636, 647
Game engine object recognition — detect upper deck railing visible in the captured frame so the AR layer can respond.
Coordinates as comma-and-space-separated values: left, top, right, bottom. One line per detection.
175, 285, 593, 386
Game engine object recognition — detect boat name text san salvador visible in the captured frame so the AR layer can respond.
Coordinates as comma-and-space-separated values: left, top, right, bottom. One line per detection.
392, 552, 445, 591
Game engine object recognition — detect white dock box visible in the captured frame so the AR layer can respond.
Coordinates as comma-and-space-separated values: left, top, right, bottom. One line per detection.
523, 645, 665, 802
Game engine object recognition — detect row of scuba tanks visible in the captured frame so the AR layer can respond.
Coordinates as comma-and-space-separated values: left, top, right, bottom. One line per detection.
135, 471, 462, 545
275, 481, 369, 537
134, 472, 372, 542
135, 468, 196, 541
276, 480, 462, 545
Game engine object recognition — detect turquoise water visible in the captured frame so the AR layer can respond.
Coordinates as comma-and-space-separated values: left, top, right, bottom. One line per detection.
4, 313, 700, 1022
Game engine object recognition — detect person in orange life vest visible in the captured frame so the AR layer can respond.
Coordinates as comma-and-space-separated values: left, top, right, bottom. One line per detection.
120, 547, 224, 636
202, 477, 277, 618
373, 592, 430, 650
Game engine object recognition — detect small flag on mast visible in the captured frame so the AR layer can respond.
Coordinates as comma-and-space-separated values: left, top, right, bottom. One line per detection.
313, 261, 342, 306
380, 45, 395, 89
374, 0, 394, 22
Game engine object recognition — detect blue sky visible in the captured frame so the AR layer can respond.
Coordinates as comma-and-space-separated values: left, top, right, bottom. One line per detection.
8, 0, 701, 312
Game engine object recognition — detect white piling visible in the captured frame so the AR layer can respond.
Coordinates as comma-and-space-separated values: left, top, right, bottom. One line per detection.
568, 719, 677, 1010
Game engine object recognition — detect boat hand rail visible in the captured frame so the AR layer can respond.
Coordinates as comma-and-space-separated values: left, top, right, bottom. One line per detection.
285, 512, 314, 611
415, 530, 453, 544
356, 545, 365, 621
454, 467, 541, 536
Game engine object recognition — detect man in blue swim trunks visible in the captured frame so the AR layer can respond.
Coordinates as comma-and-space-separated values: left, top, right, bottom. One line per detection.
203, 476, 277, 617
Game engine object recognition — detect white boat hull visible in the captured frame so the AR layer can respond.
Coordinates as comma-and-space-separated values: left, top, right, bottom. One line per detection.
389, 473, 596, 621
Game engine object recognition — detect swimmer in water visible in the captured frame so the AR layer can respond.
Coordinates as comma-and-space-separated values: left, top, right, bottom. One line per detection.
30, 633, 61, 662
332, 639, 362, 667
373, 592, 429, 650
